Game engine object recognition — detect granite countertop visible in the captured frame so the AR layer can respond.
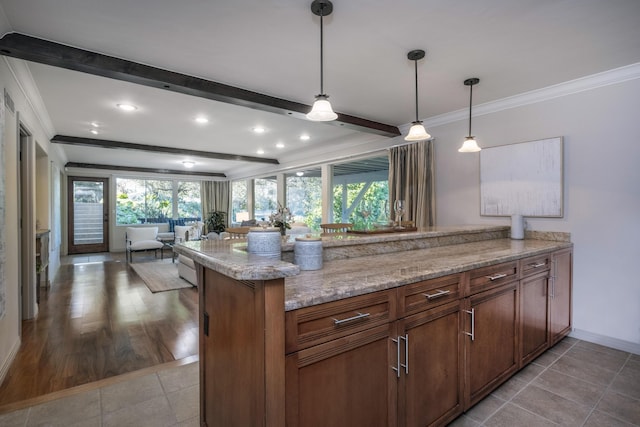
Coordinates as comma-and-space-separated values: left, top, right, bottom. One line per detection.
173, 225, 572, 311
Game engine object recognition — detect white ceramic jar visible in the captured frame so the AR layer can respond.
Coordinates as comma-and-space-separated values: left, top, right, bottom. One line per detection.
247, 227, 282, 259
294, 236, 323, 270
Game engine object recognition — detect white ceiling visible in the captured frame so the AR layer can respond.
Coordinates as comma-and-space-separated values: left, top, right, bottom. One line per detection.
1, 0, 639, 178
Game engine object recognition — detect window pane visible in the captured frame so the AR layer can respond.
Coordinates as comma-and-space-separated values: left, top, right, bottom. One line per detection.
144, 180, 173, 223
231, 180, 248, 224
116, 178, 146, 225
254, 177, 277, 222
286, 169, 321, 230
178, 181, 201, 220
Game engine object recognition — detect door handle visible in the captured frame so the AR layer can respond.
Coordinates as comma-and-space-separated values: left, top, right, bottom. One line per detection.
464, 309, 475, 341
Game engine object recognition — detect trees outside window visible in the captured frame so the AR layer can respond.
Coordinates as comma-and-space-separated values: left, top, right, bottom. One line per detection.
286, 171, 322, 230
254, 177, 277, 221
231, 180, 248, 223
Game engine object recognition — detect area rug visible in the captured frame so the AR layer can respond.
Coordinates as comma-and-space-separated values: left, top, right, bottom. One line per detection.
130, 259, 194, 293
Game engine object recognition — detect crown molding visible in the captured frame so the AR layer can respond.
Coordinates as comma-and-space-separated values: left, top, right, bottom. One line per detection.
416, 62, 640, 130
2, 56, 56, 137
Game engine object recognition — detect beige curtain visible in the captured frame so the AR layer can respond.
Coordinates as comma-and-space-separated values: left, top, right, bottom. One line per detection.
201, 180, 230, 225
388, 140, 435, 228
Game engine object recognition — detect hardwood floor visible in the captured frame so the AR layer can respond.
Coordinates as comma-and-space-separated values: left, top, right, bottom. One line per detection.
0, 253, 199, 407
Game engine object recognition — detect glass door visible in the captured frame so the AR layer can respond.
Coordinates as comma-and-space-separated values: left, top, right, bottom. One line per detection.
68, 177, 109, 254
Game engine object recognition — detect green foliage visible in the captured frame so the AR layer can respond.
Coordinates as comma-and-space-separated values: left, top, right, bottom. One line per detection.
205, 211, 227, 234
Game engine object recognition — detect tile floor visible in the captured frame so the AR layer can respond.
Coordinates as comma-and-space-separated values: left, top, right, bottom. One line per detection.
1, 337, 638, 426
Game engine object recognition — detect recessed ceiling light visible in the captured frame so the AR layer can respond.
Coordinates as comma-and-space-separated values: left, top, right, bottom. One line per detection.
256, 149, 265, 155
195, 116, 209, 124
276, 142, 285, 149
182, 161, 195, 168
296, 171, 304, 177
90, 129, 99, 135
300, 134, 310, 141
252, 126, 266, 134
116, 103, 137, 112
90, 122, 99, 128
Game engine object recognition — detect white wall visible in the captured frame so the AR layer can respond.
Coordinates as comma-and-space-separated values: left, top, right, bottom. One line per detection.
432, 77, 640, 347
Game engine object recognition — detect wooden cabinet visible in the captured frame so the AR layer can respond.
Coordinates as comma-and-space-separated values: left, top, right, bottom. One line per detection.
397, 300, 463, 427
519, 254, 552, 366
463, 279, 519, 409
549, 248, 572, 345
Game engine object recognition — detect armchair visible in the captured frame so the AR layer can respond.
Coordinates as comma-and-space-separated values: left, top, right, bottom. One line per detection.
125, 227, 165, 262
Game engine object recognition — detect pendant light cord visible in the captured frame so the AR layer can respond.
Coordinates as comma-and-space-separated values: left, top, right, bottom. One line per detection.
414, 59, 419, 121
319, 6, 324, 95
468, 83, 473, 137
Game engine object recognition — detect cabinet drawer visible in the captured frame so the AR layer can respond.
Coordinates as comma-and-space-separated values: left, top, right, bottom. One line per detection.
520, 253, 551, 278
285, 290, 396, 353
399, 273, 462, 317
468, 261, 518, 295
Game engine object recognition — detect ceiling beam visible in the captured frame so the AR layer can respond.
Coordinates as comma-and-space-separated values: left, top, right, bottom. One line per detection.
65, 162, 226, 178
0, 32, 401, 138
51, 135, 279, 165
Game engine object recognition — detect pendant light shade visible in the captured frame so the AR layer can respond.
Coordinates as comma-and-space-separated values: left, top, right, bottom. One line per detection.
404, 49, 431, 141
307, 0, 337, 122
459, 78, 481, 152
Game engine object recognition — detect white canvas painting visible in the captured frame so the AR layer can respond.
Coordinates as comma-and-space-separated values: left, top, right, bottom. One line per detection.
480, 137, 563, 217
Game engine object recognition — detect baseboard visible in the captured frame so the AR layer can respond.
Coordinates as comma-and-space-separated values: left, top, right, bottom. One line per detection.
569, 329, 640, 355
0, 336, 21, 385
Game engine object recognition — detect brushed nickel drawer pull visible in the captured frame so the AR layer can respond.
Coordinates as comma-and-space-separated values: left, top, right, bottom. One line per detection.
487, 273, 507, 281
528, 262, 546, 268
400, 334, 409, 374
391, 337, 401, 378
333, 311, 370, 325
423, 289, 451, 300
464, 309, 475, 341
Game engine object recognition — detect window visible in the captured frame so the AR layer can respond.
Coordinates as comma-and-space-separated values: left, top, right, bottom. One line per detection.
286, 168, 322, 230
231, 180, 248, 224
254, 177, 277, 221
116, 178, 201, 225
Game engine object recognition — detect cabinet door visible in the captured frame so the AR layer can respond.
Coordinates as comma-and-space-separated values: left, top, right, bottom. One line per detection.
464, 282, 519, 409
285, 323, 397, 427
398, 301, 463, 427
550, 248, 572, 344
520, 272, 550, 365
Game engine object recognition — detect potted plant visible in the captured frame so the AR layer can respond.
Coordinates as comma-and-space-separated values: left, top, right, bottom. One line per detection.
205, 211, 227, 234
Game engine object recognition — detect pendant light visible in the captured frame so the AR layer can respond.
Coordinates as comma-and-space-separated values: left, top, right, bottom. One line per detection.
306, 0, 338, 121
458, 78, 481, 152
404, 49, 431, 141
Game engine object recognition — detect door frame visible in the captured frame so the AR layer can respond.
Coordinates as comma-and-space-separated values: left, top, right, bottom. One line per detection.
67, 176, 110, 254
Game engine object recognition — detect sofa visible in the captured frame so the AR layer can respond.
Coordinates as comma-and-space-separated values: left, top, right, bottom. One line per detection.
177, 232, 223, 285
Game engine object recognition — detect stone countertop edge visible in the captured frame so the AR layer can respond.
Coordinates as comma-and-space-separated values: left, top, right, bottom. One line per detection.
173, 226, 572, 311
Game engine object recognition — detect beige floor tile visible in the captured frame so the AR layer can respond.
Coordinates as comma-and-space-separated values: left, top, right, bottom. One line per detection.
102, 395, 177, 427
0, 408, 29, 427
610, 360, 640, 400
447, 414, 481, 426
158, 362, 199, 394
549, 337, 578, 354
533, 369, 606, 406
465, 394, 505, 423
596, 390, 640, 425
549, 354, 618, 386
512, 384, 591, 426
575, 340, 630, 359
173, 416, 200, 427
513, 361, 545, 383
532, 350, 561, 367
27, 390, 101, 427
167, 384, 198, 423
484, 403, 557, 427
584, 410, 637, 427
491, 377, 528, 401
565, 346, 628, 372
100, 372, 165, 414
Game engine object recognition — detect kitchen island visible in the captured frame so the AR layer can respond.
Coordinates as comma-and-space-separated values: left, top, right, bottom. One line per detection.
174, 225, 573, 427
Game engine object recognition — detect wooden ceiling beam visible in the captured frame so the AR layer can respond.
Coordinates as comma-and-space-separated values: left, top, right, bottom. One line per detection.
0, 33, 401, 138
65, 162, 226, 178
51, 135, 279, 165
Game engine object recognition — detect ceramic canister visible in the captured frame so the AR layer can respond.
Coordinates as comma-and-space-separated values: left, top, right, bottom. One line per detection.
511, 214, 525, 240
247, 227, 282, 259
294, 235, 323, 271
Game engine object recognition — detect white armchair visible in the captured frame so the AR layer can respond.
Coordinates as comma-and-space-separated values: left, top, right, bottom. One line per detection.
125, 227, 165, 262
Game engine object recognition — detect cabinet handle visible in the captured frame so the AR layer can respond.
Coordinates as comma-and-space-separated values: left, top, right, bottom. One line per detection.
528, 262, 546, 268
400, 334, 409, 375
464, 309, 475, 341
391, 337, 401, 378
423, 289, 450, 300
204, 312, 210, 337
486, 273, 507, 281
333, 311, 370, 326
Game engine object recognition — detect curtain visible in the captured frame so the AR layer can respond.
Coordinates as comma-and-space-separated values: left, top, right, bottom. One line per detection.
388, 140, 435, 228
201, 181, 230, 225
